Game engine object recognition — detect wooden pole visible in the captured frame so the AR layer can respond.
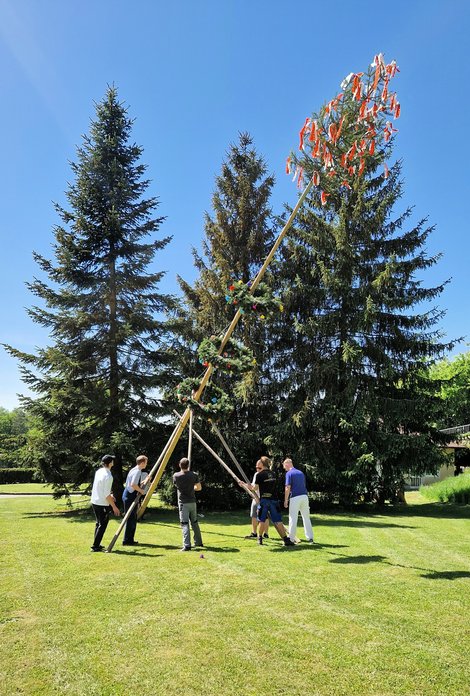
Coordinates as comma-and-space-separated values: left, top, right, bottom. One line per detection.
209, 421, 250, 484
137, 177, 314, 518
187, 408, 194, 468
173, 411, 259, 503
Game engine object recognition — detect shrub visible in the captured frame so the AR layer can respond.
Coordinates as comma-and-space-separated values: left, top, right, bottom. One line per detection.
420, 473, 470, 504
0, 467, 43, 484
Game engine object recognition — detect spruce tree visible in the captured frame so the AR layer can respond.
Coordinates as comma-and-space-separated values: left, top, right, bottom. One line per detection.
4, 87, 175, 493
170, 133, 277, 507
268, 56, 455, 504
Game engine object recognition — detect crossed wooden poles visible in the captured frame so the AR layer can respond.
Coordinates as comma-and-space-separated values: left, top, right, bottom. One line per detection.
106, 176, 314, 552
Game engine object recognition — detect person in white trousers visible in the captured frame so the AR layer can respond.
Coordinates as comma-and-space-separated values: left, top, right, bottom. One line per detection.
283, 458, 314, 543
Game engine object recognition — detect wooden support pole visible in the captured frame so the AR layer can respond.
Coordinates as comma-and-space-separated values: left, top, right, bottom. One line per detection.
187, 408, 194, 467
137, 177, 314, 518
209, 421, 250, 484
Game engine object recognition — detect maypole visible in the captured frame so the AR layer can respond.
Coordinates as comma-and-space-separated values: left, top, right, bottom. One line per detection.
137, 51, 400, 519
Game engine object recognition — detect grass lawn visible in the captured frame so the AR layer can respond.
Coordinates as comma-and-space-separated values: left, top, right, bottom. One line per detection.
1, 493, 469, 696
0, 483, 87, 495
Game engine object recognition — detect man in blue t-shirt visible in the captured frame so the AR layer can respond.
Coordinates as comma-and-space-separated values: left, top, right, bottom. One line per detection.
283, 458, 314, 543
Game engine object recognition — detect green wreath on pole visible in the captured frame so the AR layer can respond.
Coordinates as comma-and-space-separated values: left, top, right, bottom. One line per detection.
175, 377, 234, 419
225, 280, 284, 319
197, 336, 256, 373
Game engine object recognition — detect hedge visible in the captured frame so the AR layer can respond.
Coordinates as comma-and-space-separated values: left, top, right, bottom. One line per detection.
0, 468, 42, 484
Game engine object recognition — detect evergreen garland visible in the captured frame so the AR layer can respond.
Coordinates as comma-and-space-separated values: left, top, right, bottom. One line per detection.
176, 377, 234, 418
225, 280, 284, 319
198, 336, 256, 373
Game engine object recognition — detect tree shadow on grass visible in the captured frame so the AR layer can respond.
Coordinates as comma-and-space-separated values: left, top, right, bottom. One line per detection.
22, 508, 93, 521
330, 554, 387, 564
367, 502, 470, 521
314, 517, 416, 530
326, 550, 470, 580
419, 570, 470, 580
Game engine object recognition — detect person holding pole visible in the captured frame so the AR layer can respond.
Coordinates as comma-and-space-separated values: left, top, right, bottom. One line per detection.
90, 454, 121, 552
122, 455, 149, 546
239, 458, 294, 547
283, 458, 314, 543
245, 456, 270, 539
173, 457, 203, 551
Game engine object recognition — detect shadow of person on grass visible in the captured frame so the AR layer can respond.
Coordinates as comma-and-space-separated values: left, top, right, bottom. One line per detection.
107, 550, 164, 558
269, 543, 318, 553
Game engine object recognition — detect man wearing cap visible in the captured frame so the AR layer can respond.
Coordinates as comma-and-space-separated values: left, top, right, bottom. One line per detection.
122, 455, 150, 546
283, 458, 314, 543
90, 455, 121, 552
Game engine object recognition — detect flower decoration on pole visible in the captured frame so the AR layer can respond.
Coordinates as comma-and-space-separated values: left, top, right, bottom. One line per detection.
286, 53, 400, 205
198, 335, 256, 374
225, 279, 284, 319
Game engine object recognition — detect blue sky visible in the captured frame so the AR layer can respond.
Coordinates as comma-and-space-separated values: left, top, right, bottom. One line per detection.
0, 0, 469, 410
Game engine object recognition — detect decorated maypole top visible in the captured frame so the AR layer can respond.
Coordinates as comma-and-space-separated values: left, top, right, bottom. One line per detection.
286, 53, 400, 204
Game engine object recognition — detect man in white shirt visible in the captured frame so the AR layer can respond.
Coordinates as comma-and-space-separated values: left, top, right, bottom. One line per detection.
90, 454, 121, 552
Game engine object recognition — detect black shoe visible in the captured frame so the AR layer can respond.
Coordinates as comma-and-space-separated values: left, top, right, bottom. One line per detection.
245, 532, 257, 539
263, 533, 269, 539
257, 536, 263, 545
180, 546, 191, 552
90, 546, 103, 552
283, 537, 295, 546
123, 541, 139, 546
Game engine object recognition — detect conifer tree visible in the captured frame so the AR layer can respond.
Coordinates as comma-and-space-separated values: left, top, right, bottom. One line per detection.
170, 133, 276, 507
268, 56, 455, 504
4, 87, 175, 493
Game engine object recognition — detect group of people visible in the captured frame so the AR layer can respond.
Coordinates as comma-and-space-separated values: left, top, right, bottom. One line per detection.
238, 456, 313, 547
90, 452, 314, 552
90, 454, 204, 552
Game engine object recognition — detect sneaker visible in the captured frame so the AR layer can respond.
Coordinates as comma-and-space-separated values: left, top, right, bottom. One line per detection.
245, 532, 257, 539
180, 546, 191, 552
257, 536, 263, 545
306, 539, 314, 543
283, 537, 295, 547
263, 533, 269, 539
